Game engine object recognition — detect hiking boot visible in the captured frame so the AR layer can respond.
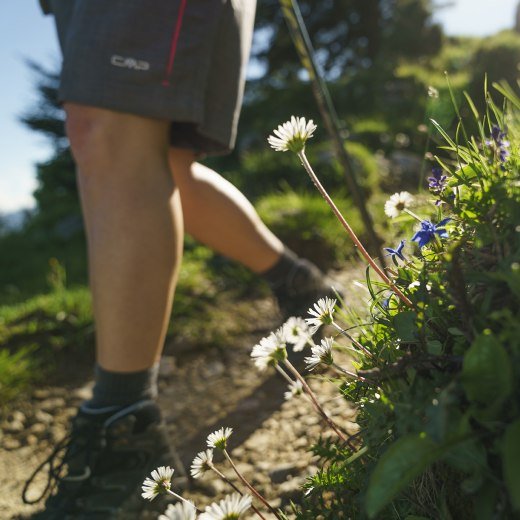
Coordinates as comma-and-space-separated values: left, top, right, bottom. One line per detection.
271, 258, 344, 319
22, 400, 187, 519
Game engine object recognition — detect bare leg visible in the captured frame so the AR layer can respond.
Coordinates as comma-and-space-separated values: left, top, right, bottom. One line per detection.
169, 148, 284, 273
66, 104, 183, 372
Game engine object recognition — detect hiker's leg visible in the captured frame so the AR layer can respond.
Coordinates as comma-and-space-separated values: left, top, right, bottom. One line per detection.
67, 103, 183, 372
170, 148, 283, 273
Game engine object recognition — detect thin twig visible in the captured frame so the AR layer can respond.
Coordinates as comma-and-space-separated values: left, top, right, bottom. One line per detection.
223, 450, 282, 520
283, 359, 357, 450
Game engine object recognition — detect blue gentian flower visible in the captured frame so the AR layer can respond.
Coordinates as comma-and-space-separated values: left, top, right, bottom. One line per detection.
384, 240, 406, 261
427, 166, 448, 193
486, 124, 510, 164
411, 218, 451, 248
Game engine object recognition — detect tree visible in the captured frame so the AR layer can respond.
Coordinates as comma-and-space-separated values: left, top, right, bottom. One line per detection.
252, 0, 442, 85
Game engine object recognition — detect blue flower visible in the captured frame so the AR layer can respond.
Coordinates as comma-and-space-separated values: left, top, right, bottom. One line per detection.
411, 218, 451, 248
384, 240, 406, 261
427, 166, 448, 193
486, 124, 510, 165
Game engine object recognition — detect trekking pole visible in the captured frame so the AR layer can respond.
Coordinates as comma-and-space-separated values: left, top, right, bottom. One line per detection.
278, 0, 385, 265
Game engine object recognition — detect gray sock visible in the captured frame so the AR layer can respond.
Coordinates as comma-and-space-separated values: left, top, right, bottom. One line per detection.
87, 363, 159, 410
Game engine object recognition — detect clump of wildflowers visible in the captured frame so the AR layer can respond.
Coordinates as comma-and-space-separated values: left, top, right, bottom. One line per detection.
384, 191, 414, 218
411, 218, 451, 248
267, 116, 317, 153
306, 297, 336, 334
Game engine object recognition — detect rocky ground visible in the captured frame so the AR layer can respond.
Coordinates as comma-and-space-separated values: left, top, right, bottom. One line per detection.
0, 264, 367, 519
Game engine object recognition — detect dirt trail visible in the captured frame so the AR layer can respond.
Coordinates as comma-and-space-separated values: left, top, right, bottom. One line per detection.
0, 264, 367, 519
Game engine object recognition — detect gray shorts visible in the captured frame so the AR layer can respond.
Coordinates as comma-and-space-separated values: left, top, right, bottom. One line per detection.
47, 0, 256, 156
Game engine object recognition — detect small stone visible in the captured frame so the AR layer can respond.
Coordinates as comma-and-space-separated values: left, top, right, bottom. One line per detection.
34, 410, 53, 425
234, 462, 254, 476
3, 420, 24, 433
40, 397, 66, 413
26, 434, 38, 446
9, 410, 26, 423
33, 388, 52, 400
3, 437, 21, 450
72, 385, 93, 401
30, 423, 48, 435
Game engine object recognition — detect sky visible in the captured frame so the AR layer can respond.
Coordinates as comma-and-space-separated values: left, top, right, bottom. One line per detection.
0, 0, 518, 214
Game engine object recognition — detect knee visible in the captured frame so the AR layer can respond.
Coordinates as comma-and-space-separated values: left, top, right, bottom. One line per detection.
65, 103, 115, 168
65, 103, 105, 158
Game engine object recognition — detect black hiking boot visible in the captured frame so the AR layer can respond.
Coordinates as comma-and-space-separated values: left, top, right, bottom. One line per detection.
271, 258, 344, 319
22, 400, 187, 519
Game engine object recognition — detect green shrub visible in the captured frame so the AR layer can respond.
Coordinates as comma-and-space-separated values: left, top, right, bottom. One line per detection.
293, 83, 520, 518
256, 188, 364, 268
468, 31, 520, 107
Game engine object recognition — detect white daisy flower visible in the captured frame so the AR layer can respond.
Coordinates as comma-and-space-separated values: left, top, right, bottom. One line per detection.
141, 466, 174, 501
284, 379, 304, 400
158, 501, 197, 520
282, 317, 311, 352
304, 337, 335, 371
199, 493, 252, 520
207, 427, 233, 450
250, 329, 287, 371
305, 297, 336, 334
384, 191, 414, 218
190, 449, 214, 479
267, 116, 317, 153
427, 86, 439, 98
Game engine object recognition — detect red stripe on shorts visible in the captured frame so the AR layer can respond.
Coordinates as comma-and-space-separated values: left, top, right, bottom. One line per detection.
162, 0, 188, 87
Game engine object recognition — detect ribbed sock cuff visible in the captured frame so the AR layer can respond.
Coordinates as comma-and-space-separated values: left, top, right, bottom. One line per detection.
87, 362, 159, 409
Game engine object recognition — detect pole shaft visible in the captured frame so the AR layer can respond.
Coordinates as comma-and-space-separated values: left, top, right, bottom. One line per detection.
278, 0, 384, 264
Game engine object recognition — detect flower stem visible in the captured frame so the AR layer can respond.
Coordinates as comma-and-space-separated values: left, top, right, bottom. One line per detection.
331, 362, 367, 381
332, 323, 374, 359
166, 490, 200, 512
222, 450, 282, 519
276, 365, 295, 385
283, 359, 355, 448
209, 464, 267, 520
404, 208, 424, 222
297, 151, 413, 308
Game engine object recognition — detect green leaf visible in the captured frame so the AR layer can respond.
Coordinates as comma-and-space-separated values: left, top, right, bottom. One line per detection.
447, 327, 465, 336
365, 434, 448, 518
427, 340, 442, 355
462, 333, 513, 406
393, 311, 417, 342
502, 420, 520, 510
